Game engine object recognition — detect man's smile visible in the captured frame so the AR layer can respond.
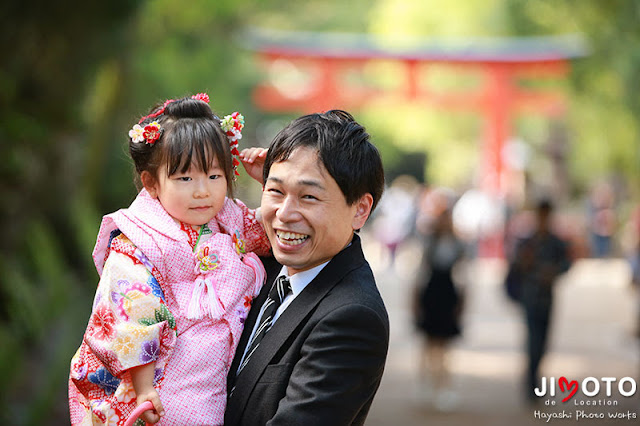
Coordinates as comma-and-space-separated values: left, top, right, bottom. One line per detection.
275, 230, 310, 246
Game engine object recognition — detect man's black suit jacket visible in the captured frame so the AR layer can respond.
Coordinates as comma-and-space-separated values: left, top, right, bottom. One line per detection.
225, 234, 390, 425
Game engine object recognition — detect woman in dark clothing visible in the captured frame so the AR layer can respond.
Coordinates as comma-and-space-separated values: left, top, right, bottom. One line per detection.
414, 204, 466, 409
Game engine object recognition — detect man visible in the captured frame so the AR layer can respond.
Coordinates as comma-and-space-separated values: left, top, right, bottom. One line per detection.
225, 110, 389, 425
512, 199, 571, 402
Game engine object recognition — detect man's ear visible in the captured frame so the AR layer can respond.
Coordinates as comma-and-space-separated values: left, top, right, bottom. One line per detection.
141, 171, 158, 198
352, 193, 374, 231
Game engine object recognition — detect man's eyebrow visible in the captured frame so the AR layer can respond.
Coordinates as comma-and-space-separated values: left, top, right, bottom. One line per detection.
266, 176, 325, 190
299, 179, 325, 190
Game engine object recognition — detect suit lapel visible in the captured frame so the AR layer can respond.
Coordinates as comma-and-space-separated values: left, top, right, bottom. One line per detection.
227, 256, 281, 391
226, 235, 366, 423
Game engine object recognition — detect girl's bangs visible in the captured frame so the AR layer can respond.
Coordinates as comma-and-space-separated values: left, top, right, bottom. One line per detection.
165, 121, 221, 176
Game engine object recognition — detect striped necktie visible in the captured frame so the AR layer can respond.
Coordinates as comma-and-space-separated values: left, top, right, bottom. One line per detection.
238, 275, 292, 373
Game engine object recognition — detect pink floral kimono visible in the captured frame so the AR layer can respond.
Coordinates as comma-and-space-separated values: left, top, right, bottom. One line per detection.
69, 189, 270, 425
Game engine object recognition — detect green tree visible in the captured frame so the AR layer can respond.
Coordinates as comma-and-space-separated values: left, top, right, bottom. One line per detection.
0, 2, 140, 424
504, 0, 640, 193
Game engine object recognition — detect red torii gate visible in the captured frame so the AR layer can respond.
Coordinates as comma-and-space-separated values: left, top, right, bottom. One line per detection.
246, 29, 586, 255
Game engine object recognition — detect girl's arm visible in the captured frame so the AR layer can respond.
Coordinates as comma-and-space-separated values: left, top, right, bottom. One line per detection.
239, 147, 267, 185
233, 199, 271, 257
130, 363, 165, 424
233, 149, 272, 256
82, 234, 176, 420
85, 239, 175, 374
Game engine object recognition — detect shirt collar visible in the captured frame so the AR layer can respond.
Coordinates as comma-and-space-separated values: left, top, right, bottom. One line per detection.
277, 261, 330, 297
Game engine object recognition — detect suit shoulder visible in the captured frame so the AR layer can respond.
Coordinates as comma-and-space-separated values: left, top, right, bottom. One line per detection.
324, 262, 388, 322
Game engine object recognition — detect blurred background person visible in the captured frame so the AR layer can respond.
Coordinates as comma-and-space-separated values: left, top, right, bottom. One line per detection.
412, 187, 467, 410
586, 181, 617, 258
510, 198, 572, 402
371, 175, 420, 272
624, 204, 640, 339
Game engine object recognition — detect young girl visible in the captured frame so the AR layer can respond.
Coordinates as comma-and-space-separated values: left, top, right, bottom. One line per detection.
69, 93, 270, 425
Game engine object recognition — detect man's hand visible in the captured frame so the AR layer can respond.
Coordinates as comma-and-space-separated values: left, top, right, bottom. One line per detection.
240, 147, 268, 184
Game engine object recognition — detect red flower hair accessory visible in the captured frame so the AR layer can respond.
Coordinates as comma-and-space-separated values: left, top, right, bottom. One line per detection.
192, 93, 210, 103
129, 121, 162, 145
220, 112, 245, 178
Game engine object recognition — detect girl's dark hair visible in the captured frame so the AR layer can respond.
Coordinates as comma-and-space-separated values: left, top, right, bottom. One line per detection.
264, 110, 385, 213
129, 96, 234, 197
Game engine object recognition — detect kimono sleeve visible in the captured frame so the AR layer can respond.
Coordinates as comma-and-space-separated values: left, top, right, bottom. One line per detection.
235, 199, 271, 256
84, 235, 176, 377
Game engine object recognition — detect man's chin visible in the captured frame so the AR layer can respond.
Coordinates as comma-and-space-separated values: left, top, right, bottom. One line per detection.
272, 252, 310, 276
273, 252, 302, 267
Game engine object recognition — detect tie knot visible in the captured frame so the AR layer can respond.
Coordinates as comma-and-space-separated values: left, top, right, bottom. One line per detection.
273, 275, 292, 303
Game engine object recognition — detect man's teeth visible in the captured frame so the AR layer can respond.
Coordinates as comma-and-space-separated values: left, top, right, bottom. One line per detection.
277, 231, 309, 245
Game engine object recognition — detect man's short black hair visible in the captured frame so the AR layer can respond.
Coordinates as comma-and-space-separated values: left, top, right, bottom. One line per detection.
264, 110, 385, 212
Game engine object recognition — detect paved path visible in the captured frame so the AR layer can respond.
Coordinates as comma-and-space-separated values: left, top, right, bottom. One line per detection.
362, 235, 639, 426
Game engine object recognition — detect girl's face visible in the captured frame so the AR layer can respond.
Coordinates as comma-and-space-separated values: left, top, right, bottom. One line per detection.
145, 156, 227, 227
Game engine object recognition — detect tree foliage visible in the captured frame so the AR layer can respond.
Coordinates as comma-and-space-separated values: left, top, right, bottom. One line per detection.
504, 0, 640, 192
0, 2, 143, 423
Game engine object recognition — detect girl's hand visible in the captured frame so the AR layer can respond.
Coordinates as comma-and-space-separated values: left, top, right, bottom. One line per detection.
130, 363, 164, 423
135, 389, 165, 424
240, 148, 268, 184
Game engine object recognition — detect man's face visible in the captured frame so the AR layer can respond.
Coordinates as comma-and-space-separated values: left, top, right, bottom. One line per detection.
261, 147, 367, 275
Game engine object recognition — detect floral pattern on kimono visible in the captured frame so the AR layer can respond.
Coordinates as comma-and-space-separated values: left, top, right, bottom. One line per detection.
69, 233, 177, 425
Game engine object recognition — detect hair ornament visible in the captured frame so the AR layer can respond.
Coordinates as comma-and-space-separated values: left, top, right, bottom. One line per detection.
138, 99, 174, 124
129, 121, 162, 145
220, 112, 244, 143
131, 93, 209, 143
192, 93, 210, 103
220, 112, 245, 178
